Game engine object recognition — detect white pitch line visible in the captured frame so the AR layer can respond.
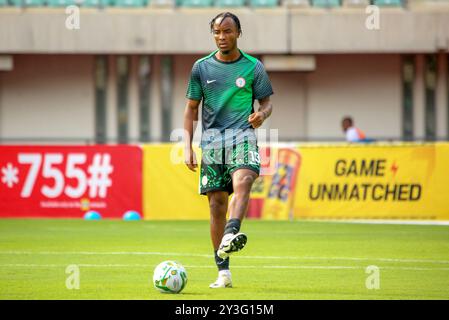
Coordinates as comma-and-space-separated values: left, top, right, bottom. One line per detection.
301, 256, 449, 265
0, 251, 210, 258
0, 264, 358, 269
1, 251, 449, 265
315, 219, 449, 226
0, 264, 448, 271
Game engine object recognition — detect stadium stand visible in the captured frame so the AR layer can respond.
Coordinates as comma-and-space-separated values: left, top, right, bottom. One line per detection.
373, 0, 403, 6
283, 0, 310, 6
343, 0, 370, 7
180, 0, 214, 7
115, 0, 148, 7
0, 0, 427, 8
249, 0, 279, 7
150, 0, 174, 7
47, 0, 77, 6
81, 0, 115, 6
9, 0, 46, 6
312, 0, 341, 7
215, 0, 245, 7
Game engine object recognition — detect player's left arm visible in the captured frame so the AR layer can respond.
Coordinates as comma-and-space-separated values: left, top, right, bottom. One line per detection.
248, 60, 273, 129
248, 96, 272, 129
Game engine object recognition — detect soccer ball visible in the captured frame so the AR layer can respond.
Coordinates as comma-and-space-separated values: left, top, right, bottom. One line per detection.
152, 261, 188, 294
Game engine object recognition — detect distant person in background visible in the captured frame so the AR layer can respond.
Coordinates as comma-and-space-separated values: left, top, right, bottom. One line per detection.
342, 116, 367, 142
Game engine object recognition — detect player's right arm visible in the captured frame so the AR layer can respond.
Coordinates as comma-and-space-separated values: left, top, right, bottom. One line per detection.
184, 61, 203, 172
184, 98, 200, 172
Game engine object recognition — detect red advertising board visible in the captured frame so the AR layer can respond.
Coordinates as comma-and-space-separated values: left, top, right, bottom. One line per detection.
0, 145, 142, 218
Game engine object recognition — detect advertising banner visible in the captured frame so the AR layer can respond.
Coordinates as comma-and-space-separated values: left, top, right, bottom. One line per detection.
293, 143, 449, 220
261, 148, 301, 220
247, 146, 272, 219
0, 145, 142, 218
143, 144, 209, 220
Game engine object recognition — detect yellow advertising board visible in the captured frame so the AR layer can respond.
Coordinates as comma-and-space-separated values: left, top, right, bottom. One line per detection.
142, 143, 449, 221
143, 144, 209, 220
292, 143, 449, 220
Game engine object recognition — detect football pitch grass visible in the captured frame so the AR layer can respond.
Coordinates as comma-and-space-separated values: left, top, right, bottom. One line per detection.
0, 219, 448, 300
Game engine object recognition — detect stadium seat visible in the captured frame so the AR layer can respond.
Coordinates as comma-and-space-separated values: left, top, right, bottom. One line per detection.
215, 0, 245, 7
47, 0, 78, 6
283, 0, 310, 7
181, 0, 213, 6
115, 0, 148, 6
116, 0, 149, 6
249, 0, 278, 7
81, 0, 115, 6
10, 0, 46, 6
115, 0, 148, 8
312, 0, 341, 7
150, 0, 174, 7
373, 0, 402, 6
342, 0, 369, 7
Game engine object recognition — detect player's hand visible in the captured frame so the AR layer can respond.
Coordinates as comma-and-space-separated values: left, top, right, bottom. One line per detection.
185, 148, 198, 172
248, 111, 265, 129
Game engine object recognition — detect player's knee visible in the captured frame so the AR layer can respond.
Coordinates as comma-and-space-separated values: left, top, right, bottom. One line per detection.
234, 174, 255, 191
209, 198, 227, 216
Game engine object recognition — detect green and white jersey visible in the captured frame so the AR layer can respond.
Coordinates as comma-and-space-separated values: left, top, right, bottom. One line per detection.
186, 49, 273, 149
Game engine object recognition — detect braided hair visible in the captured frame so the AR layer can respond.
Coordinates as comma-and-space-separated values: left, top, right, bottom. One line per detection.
209, 12, 242, 36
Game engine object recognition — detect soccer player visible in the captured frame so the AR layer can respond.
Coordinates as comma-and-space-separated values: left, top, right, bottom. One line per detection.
183, 12, 274, 288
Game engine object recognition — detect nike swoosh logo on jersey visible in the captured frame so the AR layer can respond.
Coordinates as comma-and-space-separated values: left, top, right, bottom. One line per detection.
207, 80, 217, 84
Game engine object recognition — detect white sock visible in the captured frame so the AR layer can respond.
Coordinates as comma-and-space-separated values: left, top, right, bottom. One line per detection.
219, 270, 231, 278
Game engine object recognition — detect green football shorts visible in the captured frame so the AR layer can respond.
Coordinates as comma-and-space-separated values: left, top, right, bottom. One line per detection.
199, 141, 260, 195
